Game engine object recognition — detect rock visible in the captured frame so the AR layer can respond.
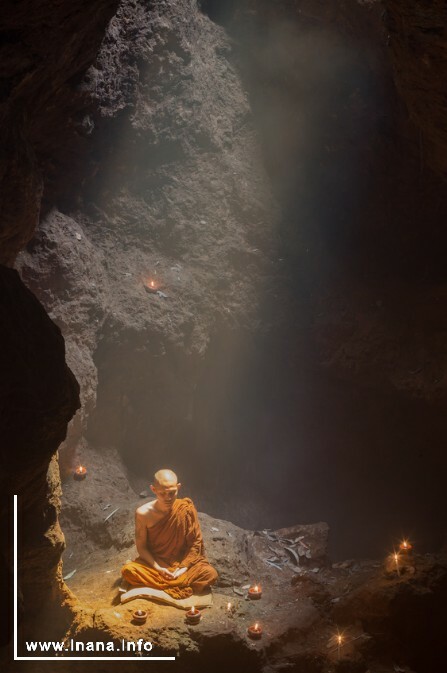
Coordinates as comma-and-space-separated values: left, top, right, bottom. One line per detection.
0, 267, 80, 642
385, 1, 447, 177
333, 559, 355, 570
275, 522, 330, 565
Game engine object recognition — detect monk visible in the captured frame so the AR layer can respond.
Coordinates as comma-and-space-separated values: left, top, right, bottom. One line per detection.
121, 469, 218, 599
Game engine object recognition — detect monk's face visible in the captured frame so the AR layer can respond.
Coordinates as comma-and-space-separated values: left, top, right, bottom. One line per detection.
151, 480, 181, 510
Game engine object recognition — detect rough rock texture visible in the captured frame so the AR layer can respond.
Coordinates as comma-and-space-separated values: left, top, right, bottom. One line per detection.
0, 0, 120, 265
384, 1, 447, 178
16, 0, 281, 471
0, 0, 119, 651
0, 266, 80, 642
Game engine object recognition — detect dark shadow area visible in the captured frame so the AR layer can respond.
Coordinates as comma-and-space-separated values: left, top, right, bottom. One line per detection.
88, 322, 447, 561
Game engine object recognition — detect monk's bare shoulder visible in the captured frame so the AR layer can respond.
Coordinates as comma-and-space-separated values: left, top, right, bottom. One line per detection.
135, 500, 157, 521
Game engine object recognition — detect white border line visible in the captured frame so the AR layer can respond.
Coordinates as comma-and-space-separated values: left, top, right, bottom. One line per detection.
13, 495, 175, 661
14, 494, 18, 660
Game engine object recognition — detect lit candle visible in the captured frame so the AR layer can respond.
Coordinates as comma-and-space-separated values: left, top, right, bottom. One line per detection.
247, 622, 262, 639
225, 601, 234, 621
399, 539, 413, 554
145, 279, 159, 294
74, 465, 87, 480
132, 609, 148, 624
248, 584, 262, 600
186, 606, 201, 624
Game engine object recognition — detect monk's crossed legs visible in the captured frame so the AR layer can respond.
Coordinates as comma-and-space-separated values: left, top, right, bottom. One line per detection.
122, 557, 218, 598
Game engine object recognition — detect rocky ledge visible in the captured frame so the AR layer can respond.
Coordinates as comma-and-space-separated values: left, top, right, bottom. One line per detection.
30, 457, 446, 673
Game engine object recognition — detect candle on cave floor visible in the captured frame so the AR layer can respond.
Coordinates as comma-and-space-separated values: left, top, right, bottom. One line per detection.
247, 622, 262, 640
248, 584, 262, 600
186, 606, 201, 624
225, 601, 234, 622
145, 279, 159, 293
74, 465, 87, 480
399, 539, 413, 554
132, 609, 148, 624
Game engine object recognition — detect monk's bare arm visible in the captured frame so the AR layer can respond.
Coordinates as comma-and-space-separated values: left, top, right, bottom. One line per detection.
135, 511, 156, 567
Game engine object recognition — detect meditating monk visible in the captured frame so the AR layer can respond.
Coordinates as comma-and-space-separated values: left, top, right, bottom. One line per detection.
121, 469, 218, 599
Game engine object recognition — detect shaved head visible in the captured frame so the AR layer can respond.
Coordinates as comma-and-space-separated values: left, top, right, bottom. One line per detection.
153, 469, 178, 487
151, 469, 181, 512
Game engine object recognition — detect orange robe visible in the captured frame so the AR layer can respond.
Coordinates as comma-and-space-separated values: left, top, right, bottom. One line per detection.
121, 497, 218, 599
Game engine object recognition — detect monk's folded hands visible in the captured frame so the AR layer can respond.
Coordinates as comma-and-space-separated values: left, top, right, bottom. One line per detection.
153, 562, 175, 580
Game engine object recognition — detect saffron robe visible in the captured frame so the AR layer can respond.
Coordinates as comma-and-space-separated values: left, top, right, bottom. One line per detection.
121, 497, 218, 599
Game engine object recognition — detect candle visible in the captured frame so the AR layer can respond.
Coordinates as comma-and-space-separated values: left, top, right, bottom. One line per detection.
248, 584, 262, 600
74, 465, 87, 480
225, 601, 235, 621
247, 622, 262, 640
399, 539, 413, 554
145, 279, 159, 294
132, 609, 148, 624
186, 606, 201, 624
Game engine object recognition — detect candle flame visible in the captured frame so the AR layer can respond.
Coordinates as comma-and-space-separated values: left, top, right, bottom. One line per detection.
254, 622, 259, 630
394, 552, 399, 563
253, 584, 260, 591
227, 602, 232, 610
191, 606, 195, 614
76, 465, 86, 473
337, 634, 343, 645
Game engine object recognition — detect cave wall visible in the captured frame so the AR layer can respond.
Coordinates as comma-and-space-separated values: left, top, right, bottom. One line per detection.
0, 267, 80, 644
16, 0, 282, 466
0, 0, 120, 645
384, 1, 447, 178
0, 0, 120, 265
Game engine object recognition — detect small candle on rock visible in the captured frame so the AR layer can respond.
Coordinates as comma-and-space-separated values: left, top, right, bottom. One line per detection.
145, 279, 159, 294
225, 601, 235, 619
186, 606, 201, 624
132, 609, 148, 624
248, 584, 262, 600
247, 622, 262, 640
399, 539, 413, 554
74, 465, 87, 480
